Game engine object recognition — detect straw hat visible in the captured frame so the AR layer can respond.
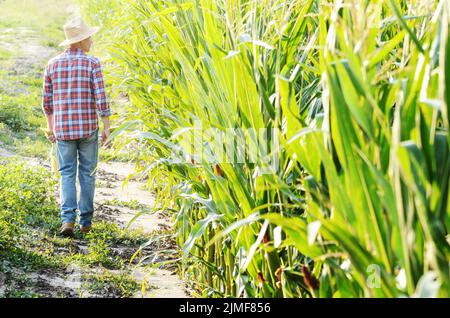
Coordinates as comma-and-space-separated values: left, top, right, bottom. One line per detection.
59, 17, 99, 47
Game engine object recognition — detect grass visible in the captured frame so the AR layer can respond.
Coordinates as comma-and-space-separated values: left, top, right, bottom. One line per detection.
81, 272, 139, 298
0, 47, 12, 60
2, 289, 41, 298
102, 198, 145, 210
0, 0, 127, 161
0, 0, 70, 33
0, 94, 42, 131
0, 0, 161, 298
0, 248, 64, 272
0, 0, 78, 160
0, 160, 147, 297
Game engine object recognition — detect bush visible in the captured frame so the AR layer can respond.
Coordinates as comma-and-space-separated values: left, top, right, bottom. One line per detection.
0, 210, 21, 250
0, 160, 59, 233
0, 94, 38, 132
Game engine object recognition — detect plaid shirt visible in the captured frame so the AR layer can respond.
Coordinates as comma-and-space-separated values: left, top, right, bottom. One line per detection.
42, 47, 111, 140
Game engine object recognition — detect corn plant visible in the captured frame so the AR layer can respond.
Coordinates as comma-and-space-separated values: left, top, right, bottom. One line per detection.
82, 0, 449, 297
258, 0, 449, 297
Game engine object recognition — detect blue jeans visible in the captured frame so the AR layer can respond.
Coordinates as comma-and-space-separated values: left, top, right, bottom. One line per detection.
56, 129, 99, 227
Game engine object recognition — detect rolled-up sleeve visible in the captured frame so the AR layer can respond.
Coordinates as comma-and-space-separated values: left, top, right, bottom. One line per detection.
91, 59, 111, 117
42, 64, 53, 115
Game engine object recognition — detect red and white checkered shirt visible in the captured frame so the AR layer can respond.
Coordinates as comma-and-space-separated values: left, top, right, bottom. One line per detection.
42, 47, 111, 140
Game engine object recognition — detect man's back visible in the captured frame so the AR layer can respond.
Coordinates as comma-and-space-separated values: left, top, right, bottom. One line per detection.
42, 47, 110, 140
42, 17, 110, 237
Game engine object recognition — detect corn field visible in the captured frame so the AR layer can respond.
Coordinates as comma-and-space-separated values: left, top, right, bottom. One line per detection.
81, 0, 450, 297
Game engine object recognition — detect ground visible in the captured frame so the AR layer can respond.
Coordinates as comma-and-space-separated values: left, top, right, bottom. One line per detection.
0, 0, 187, 298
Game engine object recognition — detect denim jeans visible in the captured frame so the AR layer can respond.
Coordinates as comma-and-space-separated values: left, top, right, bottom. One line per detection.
56, 129, 99, 227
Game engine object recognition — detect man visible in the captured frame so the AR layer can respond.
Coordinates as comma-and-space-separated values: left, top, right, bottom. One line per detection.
42, 17, 111, 237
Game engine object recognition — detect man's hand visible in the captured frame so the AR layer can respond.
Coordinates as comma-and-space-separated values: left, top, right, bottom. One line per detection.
45, 129, 56, 143
44, 114, 56, 143
100, 116, 111, 148
101, 127, 110, 147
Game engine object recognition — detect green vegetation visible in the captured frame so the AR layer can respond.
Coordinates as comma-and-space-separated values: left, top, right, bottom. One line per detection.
82, 0, 449, 298
0, 0, 75, 159
0, 94, 41, 132
0, 0, 136, 162
81, 272, 139, 298
0, 0, 168, 298
0, 160, 145, 297
103, 198, 145, 210
0, 0, 67, 43
0, 68, 51, 158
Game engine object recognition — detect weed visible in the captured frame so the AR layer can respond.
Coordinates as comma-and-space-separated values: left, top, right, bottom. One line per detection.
82, 272, 139, 298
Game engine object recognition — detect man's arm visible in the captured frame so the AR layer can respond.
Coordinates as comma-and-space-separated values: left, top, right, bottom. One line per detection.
42, 64, 56, 143
92, 59, 111, 146
100, 116, 110, 145
45, 113, 54, 131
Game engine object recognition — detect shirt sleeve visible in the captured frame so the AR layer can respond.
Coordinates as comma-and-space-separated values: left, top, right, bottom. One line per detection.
42, 64, 53, 115
91, 59, 111, 117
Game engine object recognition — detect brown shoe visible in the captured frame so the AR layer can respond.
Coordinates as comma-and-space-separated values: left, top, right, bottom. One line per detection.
60, 223, 74, 237
80, 226, 91, 234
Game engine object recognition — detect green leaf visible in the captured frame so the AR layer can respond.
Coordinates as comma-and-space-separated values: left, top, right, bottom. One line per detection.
388, 0, 424, 53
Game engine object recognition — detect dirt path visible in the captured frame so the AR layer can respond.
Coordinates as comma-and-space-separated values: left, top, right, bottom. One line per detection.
93, 161, 187, 298
0, 0, 187, 298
